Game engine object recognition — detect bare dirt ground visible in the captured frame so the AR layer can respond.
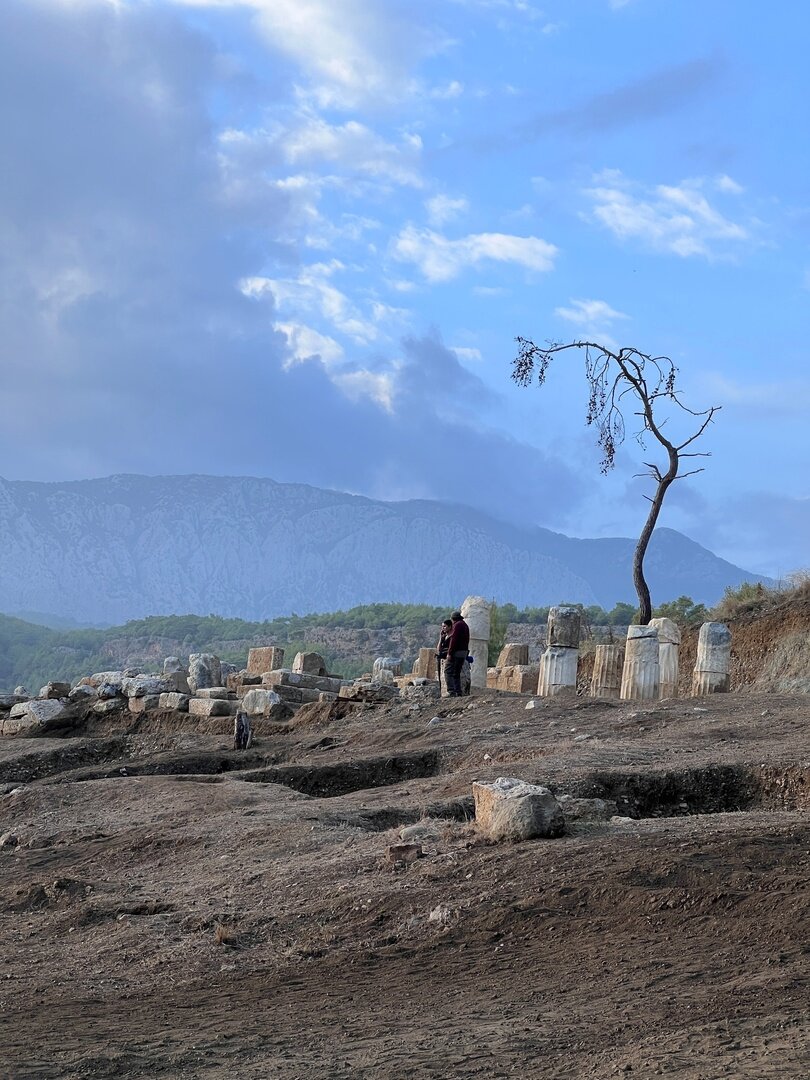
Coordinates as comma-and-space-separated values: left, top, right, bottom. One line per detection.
0, 689, 807, 1079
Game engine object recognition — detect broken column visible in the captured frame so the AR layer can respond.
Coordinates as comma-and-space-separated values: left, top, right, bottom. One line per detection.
649, 617, 681, 698
692, 621, 732, 695
620, 625, 660, 701
461, 596, 492, 689
537, 606, 581, 697
590, 643, 625, 699
373, 657, 402, 678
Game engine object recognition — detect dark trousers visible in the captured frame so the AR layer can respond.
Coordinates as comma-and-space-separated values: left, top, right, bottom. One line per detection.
445, 651, 467, 696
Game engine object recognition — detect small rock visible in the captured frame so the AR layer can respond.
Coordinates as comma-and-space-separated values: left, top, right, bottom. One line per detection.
610, 816, 636, 826
483, 753, 492, 761
572, 733, 592, 742
400, 823, 439, 844
473, 777, 565, 842
524, 699, 538, 710
427, 716, 442, 728
0, 833, 18, 848
386, 843, 422, 865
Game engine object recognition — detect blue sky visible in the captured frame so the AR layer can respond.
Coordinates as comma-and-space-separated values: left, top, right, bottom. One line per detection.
1, 0, 808, 578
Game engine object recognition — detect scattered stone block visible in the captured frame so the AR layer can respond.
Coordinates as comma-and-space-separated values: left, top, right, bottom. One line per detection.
240, 688, 282, 717
188, 697, 234, 718
194, 687, 230, 700
338, 683, 398, 704
5, 698, 70, 735
547, 606, 582, 648
159, 692, 189, 711
68, 685, 98, 702
13, 686, 28, 697
292, 652, 327, 676
497, 643, 529, 667
82, 671, 125, 692
92, 699, 123, 715
39, 682, 70, 700
122, 675, 167, 699
472, 777, 565, 842
188, 653, 222, 693
412, 648, 437, 680
128, 695, 160, 714
163, 656, 185, 674
247, 646, 285, 675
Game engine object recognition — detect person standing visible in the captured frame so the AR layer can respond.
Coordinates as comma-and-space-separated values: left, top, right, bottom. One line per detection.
435, 618, 452, 693
445, 610, 470, 697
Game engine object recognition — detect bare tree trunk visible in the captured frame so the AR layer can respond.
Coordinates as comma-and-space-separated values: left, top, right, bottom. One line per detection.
633, 446, 678, 625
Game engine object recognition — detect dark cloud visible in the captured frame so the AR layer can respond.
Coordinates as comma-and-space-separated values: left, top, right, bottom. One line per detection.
0, 0, 582, 526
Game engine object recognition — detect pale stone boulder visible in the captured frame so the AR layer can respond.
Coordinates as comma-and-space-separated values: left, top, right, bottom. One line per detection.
194, 687, 230, 700
373, 667, 396, 686
82, 671, 125, 692
13, 686, 28, 697
122, 675, 167, 699
412, 648, 437, 680
497, 643, 529, 667
240, 688, 282, 717
188, 654, 222, 693
92, 699, 122, 715
39, 682, 71, 700
247, 647, 285, 675
163, 657, 185, 674
188, 697, 235, 718
292, 652, 327, 676
128, 695, 160, 714
5, 698, 69, 735
473, 777, 565, 842
159, 692, 189, 711
68, 684, 98, 702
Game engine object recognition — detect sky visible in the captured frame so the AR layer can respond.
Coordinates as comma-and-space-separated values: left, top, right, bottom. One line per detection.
1, 0, 808, 579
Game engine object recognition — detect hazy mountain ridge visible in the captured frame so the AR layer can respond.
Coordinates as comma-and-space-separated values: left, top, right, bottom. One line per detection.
0, 474, 765, 625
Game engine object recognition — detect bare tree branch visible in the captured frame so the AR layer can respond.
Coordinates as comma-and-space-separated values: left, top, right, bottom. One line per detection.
511, 337, 721, 623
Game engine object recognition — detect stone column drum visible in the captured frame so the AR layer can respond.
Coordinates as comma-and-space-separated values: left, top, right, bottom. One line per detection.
692, 622, 732, 695
590, 643, 625, 699
537, 606, 581, 697
648, 617, 681, 699
537, 646, 579, 697
461, 596, 492, 689
620, 625, 660, 701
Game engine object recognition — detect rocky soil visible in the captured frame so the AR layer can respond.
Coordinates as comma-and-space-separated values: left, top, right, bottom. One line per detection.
0, 686, 808, 1078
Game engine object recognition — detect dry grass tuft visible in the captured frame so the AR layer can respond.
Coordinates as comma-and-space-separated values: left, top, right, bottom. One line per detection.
711, 571, 810, 622
214, 923, 238, 947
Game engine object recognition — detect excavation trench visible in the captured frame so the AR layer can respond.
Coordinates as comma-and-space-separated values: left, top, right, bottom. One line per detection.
55, 749, 443, 798
557, 763, 809, 818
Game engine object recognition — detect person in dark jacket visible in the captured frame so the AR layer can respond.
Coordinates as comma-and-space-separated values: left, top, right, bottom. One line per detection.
445, 610, 470, 696
435, 618, 452, 692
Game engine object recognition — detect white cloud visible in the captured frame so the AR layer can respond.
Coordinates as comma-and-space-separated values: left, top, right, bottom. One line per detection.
715, 174, 744, 194
585, 171, 750, 258
425, 194, 469, 226
452, 346, 483, 362
332, 369, 396, 412
430, 80, 464, 100
171, 0, 424, 107
282, 116, 423, 187
392, 225, 558, 282
555, 298, 629, 327
276, 322, 344, 368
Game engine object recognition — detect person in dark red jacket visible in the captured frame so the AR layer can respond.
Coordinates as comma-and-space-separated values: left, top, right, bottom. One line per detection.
445, 610, 470, 696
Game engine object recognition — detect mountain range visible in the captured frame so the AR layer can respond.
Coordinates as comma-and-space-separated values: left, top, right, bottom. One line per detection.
0, 474, 766, 625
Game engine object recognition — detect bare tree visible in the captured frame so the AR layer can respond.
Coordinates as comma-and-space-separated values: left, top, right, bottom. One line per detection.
512, 338, 720, 625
